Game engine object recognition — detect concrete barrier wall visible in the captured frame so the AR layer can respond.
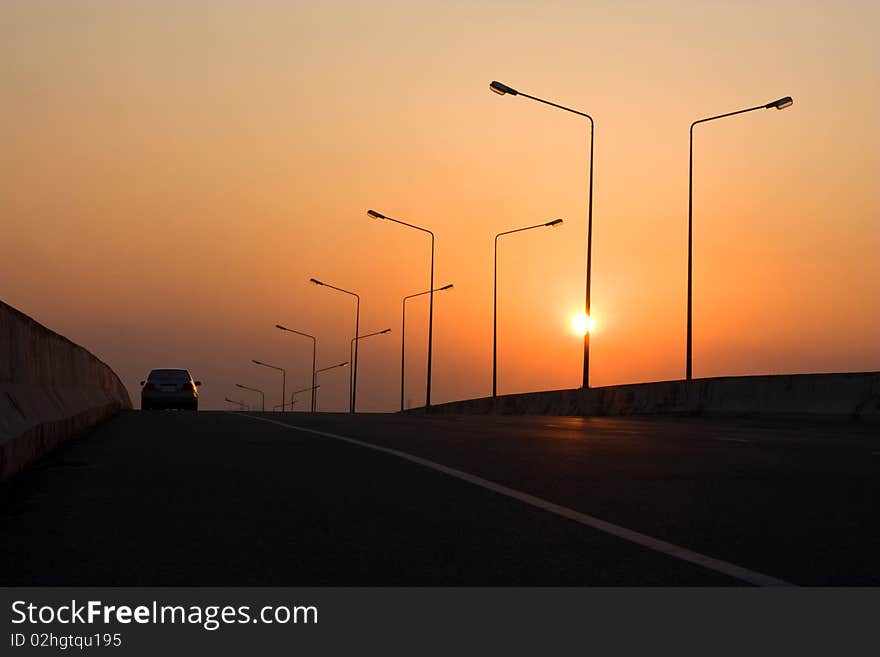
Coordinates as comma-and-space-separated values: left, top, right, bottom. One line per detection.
419, 373, 880, 420
0, 301, 132, 480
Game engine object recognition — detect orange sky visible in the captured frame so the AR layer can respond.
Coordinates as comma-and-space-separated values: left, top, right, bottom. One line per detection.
2, 1, 878, 411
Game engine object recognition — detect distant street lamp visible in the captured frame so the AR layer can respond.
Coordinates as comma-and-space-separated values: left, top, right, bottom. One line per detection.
310, 278, 359, 413
252, 359, 285, 412
489, 80, 595, 389
401, 284, 453, 412
347, 329, 392, 413
494, 219, 564, 397
290, 384, 320, 412
368, 209, 437, 410
314, 362, 348, 412
686, 96, 793, 380
275, 324, 317, 413
224, 397, 248, 411
235, 383, 265, 412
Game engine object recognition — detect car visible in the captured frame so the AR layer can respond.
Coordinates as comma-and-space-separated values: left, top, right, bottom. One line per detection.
140, 369, 201, 411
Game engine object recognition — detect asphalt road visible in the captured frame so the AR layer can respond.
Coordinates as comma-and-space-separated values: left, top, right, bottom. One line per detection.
1, 411, 878, 585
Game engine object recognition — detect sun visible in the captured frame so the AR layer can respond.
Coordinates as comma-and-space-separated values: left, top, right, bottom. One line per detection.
571, 312, 595, 336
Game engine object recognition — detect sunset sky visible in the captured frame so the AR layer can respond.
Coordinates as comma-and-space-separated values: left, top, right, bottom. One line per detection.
2, 1, 878, 411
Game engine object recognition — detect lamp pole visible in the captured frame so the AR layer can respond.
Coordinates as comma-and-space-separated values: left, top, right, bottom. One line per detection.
275, 324, 317, 412
687, 96, 793, 380
490, 81, 594, 388
224, 397, 248, 411
368, 209, 436, 409
235, 383, 264, 412
310, 278, 359, 413
494, 219, 564, 397
345, 329, 392, 413
252, 360, 285, 412
401, 284, 453, 412
290, 384, 320, 412
314, 362, 348, 413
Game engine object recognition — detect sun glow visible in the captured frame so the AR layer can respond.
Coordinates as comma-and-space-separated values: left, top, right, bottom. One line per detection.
572, 313, 594, 336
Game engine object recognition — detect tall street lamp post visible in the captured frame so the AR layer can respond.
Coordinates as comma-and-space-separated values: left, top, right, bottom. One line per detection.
347, 329, 392, 413
494, 219, 564, 397
310, 278, 359, 413
314, 362, 348, 413
489, 80, 595, 388
686, 95, 793, 380
290, 385, 320, 411
252, 359, 285, 412
367, 209, 436, 409
401, 284, 453, 412
275, 324, 317, 412
235, 383, 264, 412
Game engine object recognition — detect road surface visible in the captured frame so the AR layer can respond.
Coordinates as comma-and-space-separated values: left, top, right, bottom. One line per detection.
1, 411, 878, 585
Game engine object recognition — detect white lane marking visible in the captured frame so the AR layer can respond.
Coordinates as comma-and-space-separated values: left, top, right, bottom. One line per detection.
715, 437, 751, 444
237, 413, 793, 587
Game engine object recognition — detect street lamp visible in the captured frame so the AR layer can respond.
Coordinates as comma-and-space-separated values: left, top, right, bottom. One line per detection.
290, 384, 320, 412
275, 324, 317, 413
252, 359, 285, 412
224, 397, 248, 411
314, 362, 348, 413
346, 329, 392, 413
235, 383, 265, 412
401, 284, 453, 412
686, 96, 793, 380
310, 278, 360, 413
489, 80, 595, 388
494, 219, 564, 397
368, 209, 437, 409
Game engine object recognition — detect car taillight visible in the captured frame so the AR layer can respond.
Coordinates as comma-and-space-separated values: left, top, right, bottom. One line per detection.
143, 382, 156, 391
181, 382, 194, 392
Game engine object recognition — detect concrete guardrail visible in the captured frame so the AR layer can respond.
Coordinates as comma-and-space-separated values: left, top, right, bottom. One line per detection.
418, 372, 880, 420
0, 301, 132, 480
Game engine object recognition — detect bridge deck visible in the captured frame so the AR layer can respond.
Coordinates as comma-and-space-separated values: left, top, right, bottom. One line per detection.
1, 411, 877, 585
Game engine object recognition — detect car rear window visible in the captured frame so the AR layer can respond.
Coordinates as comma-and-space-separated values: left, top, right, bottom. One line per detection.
148, 369, 191, 382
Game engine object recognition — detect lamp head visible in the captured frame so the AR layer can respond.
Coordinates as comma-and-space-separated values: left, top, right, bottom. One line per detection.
367, 209, 386, 219
309, 278, 323, 286
252, 359, 261, 365
545, 218, 564, 227
765, 96, 793, 110
275, 324, 287, 331
381, 328, 391, 334
440, 284, 454, 291
489, 80, 518, 96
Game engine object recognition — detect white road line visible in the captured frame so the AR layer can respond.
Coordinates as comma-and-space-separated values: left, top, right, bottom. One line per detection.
237, 413, 793, 587
715, 437, 751, 443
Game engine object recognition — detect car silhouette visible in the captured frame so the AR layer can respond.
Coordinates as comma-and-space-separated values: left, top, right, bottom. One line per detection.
140, 369, 201, 411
